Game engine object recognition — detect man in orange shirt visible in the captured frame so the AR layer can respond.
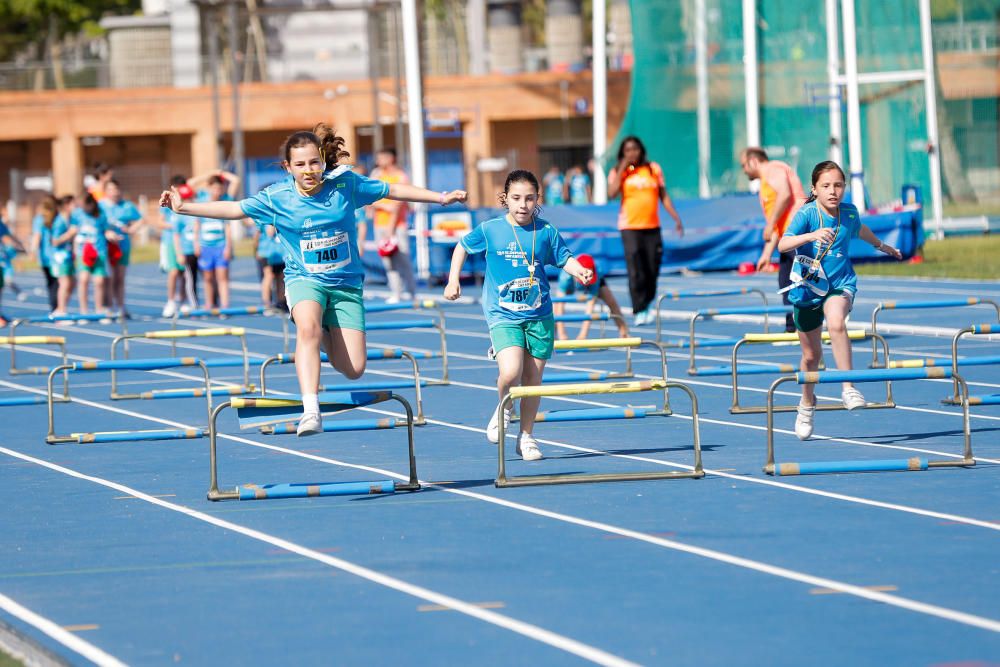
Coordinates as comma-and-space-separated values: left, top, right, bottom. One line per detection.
740, 147, 806, 332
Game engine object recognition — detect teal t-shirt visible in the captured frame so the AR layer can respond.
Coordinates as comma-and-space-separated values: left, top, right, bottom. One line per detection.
72, 209, 110, 257
783, 201, 862, 295
460, 216, 572, 326
568, 173, 590, 205
32, 214, 52, 267
239, 167, 388, 290
48, 213, 73, 267
544, 173, 565, 205
195, 191, 232, 248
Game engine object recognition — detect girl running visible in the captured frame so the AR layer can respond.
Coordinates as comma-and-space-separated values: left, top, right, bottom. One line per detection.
778, 161, 902, 440
50, 195, 77, 315
100, 180, 143, 317
443, 169, 594, 461
161, 123, 466, 435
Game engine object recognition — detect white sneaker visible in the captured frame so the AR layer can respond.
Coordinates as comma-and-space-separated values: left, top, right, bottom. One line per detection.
385, 295, 401, 305
486, 346, 497, 360
516, 432, 543, 461
795, 403, 815, 440
842, 387, 866, 411
633, 309, 647, 326
161, 300, 179, 318
486, 405, 512, 444
296, 412, 323, 437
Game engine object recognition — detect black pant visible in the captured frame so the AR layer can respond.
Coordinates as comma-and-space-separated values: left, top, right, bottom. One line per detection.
183, 254, 200, 305
41, 266, 58, 311
620, 228, 663, 314
777, 250, 796, 332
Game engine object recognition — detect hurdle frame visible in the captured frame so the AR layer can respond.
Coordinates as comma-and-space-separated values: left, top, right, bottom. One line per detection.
520, 337, 673, 421
0, 336, 70, 407
365, 310, 450, 383
109, 327, 252, 399
942, 323, 997, 406
495, 379, 704, 487
257, 347, 431, 424
46, 357, 212, 444
206, 392, 420, 501
764, 367, 974, 475
654, 287, 768, 343
729, 330, 893, 414
171, 305, 291, 354
9, 312, 127, 369
682, 305, 794, 374
869, 298, 1000, 367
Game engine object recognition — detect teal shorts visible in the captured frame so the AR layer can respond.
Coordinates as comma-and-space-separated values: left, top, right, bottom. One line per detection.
793, 289, 854, 332
51, 261, 75, 279
77, 256, 109, 278
490, 318, 556, 360
286, 281, 365, 332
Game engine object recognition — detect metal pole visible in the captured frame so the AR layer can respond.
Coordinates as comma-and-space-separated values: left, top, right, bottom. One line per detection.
695, 0, 710, 198
227, 0, 245, 197
466, 0, 488, 76
393, 6, 405, 160
742, 0, 760, 150
207, 13, 224, 168
368, 9, 383, 155
840, 0, 865, 210
591, 0, 608, 204
919, 0, 944, 240
825, 0, 843, 165
400, 0, 430, 279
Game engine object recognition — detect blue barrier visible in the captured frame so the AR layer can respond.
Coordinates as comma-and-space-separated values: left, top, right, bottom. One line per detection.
261, 417, 400, 435
774, 458, 929, 476
869, 298, 999, 366
533, 407, 649, 423
238, 480, 395, 500
74, 429, 206, 444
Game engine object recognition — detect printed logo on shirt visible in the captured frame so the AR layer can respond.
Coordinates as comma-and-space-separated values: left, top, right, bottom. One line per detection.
303, 217, 317, 229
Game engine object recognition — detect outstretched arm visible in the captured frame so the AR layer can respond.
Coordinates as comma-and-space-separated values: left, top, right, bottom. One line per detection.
160, 187, 245, 220
387, 183, 467, 206
859, 224, 902, 260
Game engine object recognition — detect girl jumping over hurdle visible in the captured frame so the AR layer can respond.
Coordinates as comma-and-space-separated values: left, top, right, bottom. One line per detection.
161, 123, 466, 436
443, 169, 594, 461
778, 161, 902, 440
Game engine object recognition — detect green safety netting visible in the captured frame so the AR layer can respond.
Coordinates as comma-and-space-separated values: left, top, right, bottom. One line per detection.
611, 0, 933, 207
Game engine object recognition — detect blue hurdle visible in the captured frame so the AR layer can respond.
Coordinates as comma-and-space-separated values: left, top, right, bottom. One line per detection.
684, 305, 794, 374
0, 335, 70, 407
934, 323, 999, 407
364, 309, 449, 382
653, 287, 768, 343
46, 357, 213, 444
171, 305, 291, 354
207, 391, 419, 501
495, 380, 704, 488
258, 347, 431, 424
728, 330, 893, 414
109, 327, 253, 399
869, 297, 999, 366
10, 312, 127, 366
764, 366, 975, 476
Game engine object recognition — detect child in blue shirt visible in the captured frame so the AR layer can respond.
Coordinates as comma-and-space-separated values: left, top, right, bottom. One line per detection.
443, 169, 594, 461
778, 160, 901, 440
191, 172, 239, 309
73, 192, 119, 315
31, 196, 58, 310
100, 180, 143, 317
0, 213, 26, 327
552, 253, 628, 341
161, 122, 466, 435
49, 196, 77, 315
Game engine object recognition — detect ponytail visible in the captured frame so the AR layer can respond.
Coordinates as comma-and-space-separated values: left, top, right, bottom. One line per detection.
39, 195, 58, 229
280, 123, 351, 172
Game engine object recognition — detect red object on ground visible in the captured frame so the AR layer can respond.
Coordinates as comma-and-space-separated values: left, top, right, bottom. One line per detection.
908, 255, 924, 264
738, 261, 756, 275
576, 253, 597, 285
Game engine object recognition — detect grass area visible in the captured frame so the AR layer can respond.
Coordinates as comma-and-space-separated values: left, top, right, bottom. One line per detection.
0, 652, 24, 667
856, 234, 1000, 279
943, 201, 1000, 218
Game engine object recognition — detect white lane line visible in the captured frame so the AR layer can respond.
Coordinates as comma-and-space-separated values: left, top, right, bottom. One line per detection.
0, 447, 639, 667
0, 592, 127, 667
4, 445, 999, 636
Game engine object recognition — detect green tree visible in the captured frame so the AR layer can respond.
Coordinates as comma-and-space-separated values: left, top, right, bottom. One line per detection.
0, 0, 140, 65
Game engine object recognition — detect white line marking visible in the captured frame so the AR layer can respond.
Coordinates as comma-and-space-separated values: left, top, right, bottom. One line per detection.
0, 592, 127, 667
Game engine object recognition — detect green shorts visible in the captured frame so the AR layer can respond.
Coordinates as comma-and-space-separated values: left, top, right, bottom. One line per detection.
286, 281, 365, 331
490, 318, 556, 360
77, 257, 108, 278
51, 262, 75, 279
793, 289, 854, 332
160, 240, 184, 273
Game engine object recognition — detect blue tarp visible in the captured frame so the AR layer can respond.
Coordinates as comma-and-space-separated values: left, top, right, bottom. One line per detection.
364, 195, 923, 282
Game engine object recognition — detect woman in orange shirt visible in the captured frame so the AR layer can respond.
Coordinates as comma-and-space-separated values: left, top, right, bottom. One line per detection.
607, 136, 683, 326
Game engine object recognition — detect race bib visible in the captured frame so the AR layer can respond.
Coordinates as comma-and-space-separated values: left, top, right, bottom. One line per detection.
779, 254, 830, 308
498, 277, 542, 312
300, 232, 351, 274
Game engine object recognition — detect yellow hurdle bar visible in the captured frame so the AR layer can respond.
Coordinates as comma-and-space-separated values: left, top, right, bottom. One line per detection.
496, 379, 703, 488
2, 335, 70, 385
742, 330, 867, 343
0, 336, 66, 345
554, 336, 641, 351
143, 327, 246, 339
509, 379, 665, 399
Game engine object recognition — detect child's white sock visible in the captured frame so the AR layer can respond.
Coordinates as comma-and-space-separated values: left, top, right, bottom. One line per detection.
302, 393, 320, 416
